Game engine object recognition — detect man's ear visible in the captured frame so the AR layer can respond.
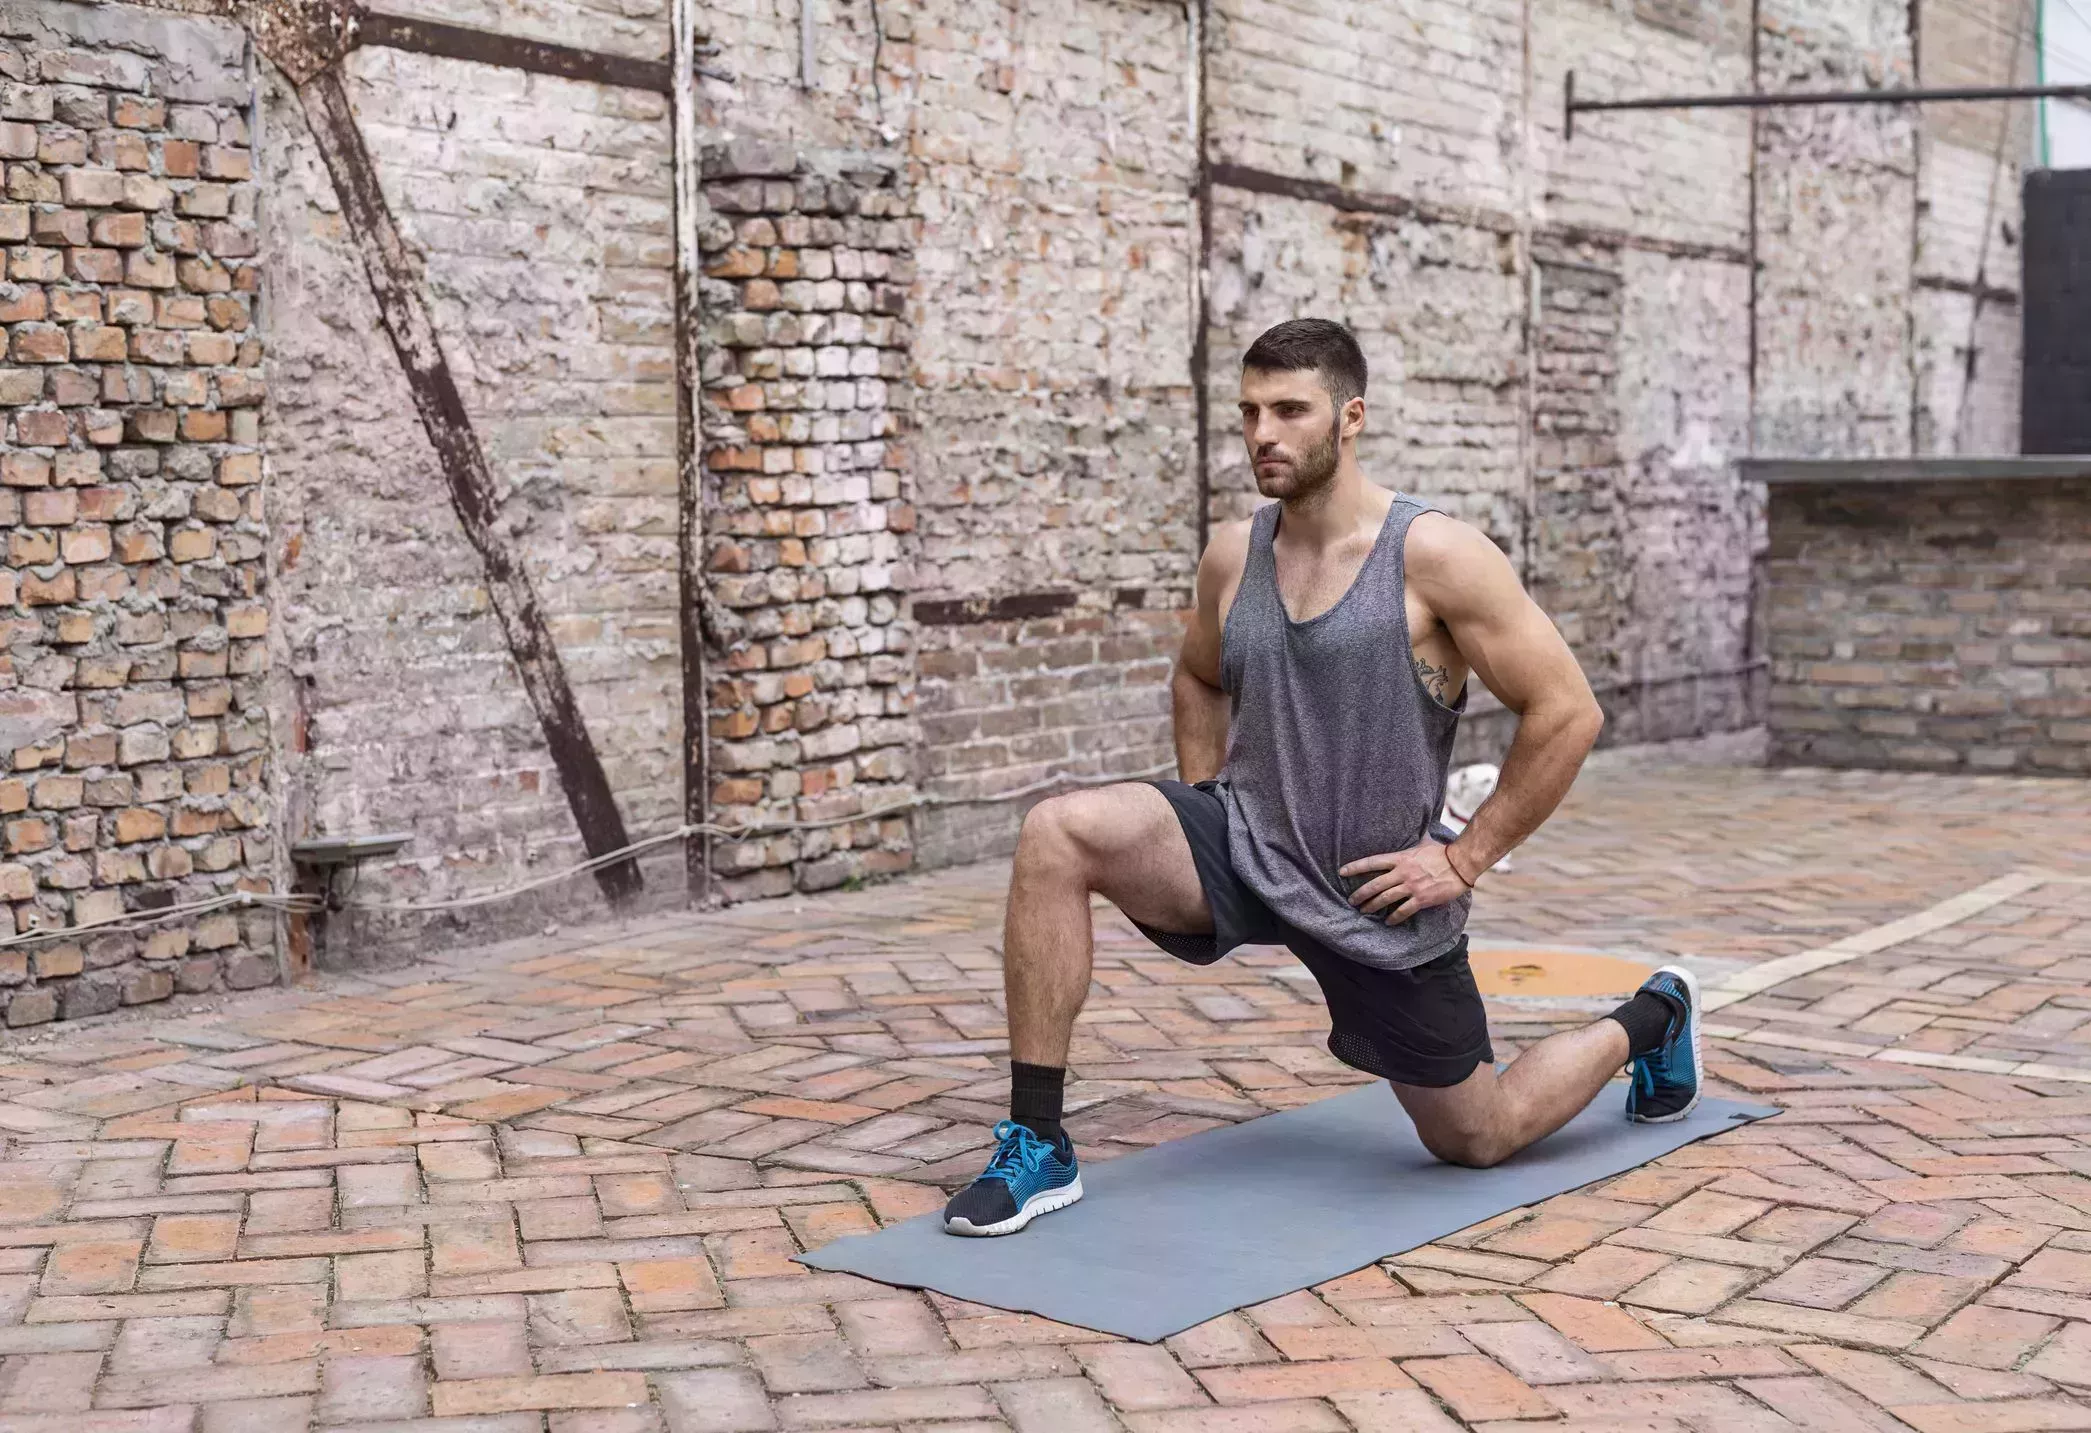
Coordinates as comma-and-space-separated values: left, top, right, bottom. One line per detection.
1342, 395, 1366, 440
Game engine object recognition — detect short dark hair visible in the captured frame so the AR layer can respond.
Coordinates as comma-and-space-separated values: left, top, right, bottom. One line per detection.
1241, 318, 1368, 407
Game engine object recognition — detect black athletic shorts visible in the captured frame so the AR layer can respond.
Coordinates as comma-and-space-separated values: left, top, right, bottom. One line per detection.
1131, 778, 1493, 1088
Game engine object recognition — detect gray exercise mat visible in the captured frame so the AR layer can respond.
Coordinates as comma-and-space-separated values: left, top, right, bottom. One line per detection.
799, 1084, 1778, 1342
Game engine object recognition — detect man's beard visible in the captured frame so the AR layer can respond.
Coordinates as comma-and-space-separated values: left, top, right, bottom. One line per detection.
1254, 414, 1341, 500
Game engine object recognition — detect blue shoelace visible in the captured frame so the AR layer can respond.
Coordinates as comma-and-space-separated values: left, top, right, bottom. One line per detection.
982, 1119, 1057, 1183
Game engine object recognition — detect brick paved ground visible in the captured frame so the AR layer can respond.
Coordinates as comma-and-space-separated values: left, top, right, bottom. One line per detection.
2, 749, 2090, 1431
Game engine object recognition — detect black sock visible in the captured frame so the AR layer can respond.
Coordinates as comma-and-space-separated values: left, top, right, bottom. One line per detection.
1009, 1061, 1066, 1143
1607, 989, 1684, 1058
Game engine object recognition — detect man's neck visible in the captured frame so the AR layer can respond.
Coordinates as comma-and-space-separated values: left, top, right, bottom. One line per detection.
1276, 464, 1388, 550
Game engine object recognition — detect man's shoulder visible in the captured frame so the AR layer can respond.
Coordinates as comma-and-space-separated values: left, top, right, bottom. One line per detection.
1400, 505, 1522, 613
1198, 515, 1257, 580
1402, 507, 1491, 565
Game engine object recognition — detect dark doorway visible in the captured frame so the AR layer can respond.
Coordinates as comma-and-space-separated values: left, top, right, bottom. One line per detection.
2023, 168, 2091, 454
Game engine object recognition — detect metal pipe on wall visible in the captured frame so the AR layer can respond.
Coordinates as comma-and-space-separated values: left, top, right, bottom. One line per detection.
672, 0, 712, 904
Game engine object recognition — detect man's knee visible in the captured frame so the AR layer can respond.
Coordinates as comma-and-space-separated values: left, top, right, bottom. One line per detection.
1015, 791, 1119, 883
1418, 1121, 1514, 1169
1016, 794, 1083, 869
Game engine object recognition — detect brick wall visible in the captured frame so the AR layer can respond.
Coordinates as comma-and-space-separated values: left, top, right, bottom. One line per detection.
0, 2, 276, 1028
1530, 2, 1752, 254
902, 0, 1194, 861
1911, 0, 2030, 459
0, 0, 2043, 1014
1754, 0, 1918, 459
374, 0, 669, 58
1766, 475, 2091, 773
912, 604, 1182, 869
260, 38, 693, 956
1208, 0, 1524, 213
699, 146, 916, 901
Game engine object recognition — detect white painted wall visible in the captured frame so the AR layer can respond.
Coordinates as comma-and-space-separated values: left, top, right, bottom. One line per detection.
2044, 0, 2091, 165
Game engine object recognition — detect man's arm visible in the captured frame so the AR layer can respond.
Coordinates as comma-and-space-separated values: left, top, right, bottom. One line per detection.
1344, 515, 1603, 922
1171, 520, 1251, 783
1427, 519, 1603, 884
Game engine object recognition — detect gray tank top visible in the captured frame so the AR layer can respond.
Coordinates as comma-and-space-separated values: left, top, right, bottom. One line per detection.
1218, 494, 1472, 970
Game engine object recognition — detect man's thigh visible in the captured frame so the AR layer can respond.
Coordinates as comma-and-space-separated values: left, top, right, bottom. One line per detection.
1038, 781, 1213, 936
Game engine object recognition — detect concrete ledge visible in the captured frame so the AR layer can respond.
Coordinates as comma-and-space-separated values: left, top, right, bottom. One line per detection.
1743, 456, 2091, 484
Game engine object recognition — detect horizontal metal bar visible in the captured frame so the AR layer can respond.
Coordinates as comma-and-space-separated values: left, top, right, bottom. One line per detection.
1209, 161, 1519, 236
1572, 82, 2091, 115
1743, 456, 2091, 484
356, 12, 673, 93
914, 591, 1078, 626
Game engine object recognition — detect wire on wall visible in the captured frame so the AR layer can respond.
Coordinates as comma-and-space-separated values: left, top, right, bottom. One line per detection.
0, 761, 1180, 946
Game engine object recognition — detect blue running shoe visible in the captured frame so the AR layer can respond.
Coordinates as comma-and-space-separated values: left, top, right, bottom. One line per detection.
1626, 965, 1701, 1124
943, 1120, 1083, 1236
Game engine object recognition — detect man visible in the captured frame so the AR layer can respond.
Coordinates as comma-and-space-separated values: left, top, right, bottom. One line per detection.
943, 318, 1700, 1237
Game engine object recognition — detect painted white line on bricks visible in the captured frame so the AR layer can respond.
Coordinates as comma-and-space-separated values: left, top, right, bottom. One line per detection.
1700, 869, 2051, 1013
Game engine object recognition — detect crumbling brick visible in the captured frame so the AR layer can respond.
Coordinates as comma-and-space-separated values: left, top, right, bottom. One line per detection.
0, 1, 267, 1017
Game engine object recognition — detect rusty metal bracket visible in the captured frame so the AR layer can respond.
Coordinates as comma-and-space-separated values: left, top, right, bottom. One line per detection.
124, 0, 649, 904
296, 68, 643, 904
357, 11, 673, 92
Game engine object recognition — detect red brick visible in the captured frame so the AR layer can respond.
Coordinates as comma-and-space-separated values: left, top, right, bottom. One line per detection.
428, 1372, 648, 1415
619, 1258, 721, 1313
1258, 1325, 1469, 1361
1458, 1319, 1607, 1384
1618, 1257, 1760, 1314
1732, 1376, 1910, 1432
40, 1239, 142, 1295
1911, 1304, 2061, 1369
1890, 1399, 2091, 1433
1196, 1356, 1413, 1403
1074, 1343, 1208, 1411
1402, 1355, 1555, 1421
1752, 1257, 1892, 1310
148, 1214, 240, 1264
316, 1354, 426, 1422
1531, 1244, 1674, 1298
1849, 1271, 1988, 1323
1600, 1346, 1799, 1380
431, 1321, 533, 1380
1516, 1292, 1668, 1352
1164, 1314, 1280, 1368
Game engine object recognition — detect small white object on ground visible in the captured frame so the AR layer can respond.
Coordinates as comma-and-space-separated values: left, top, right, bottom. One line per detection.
1442, 763, 1512, 873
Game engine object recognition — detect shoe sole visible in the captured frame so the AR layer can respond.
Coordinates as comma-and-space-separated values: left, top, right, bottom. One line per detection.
943, 1177, 1084, 1237
1629, 963, 1702, 1125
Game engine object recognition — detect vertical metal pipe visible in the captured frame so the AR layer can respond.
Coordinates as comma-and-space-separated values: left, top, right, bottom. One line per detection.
1518, 0, 1537, 584
1907, 0, 1924, 455
672, 0, 711, 903
1745, 0, 1765, 725
1747, 0, 1760, 458
1954, 0, 2037, 452
1189, 0, 1211, 560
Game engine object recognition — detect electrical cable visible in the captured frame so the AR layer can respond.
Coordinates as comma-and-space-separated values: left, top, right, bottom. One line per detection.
0, 760, 1179, 942
331, 760, 1179, 914
1927, 0, 2091, 78
2051, 0, 2091, 78
0, 888, 322, 952
1952, 0, 2036, 451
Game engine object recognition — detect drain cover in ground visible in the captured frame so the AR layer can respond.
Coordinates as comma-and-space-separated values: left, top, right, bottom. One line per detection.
1470, 946, 1654, 997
